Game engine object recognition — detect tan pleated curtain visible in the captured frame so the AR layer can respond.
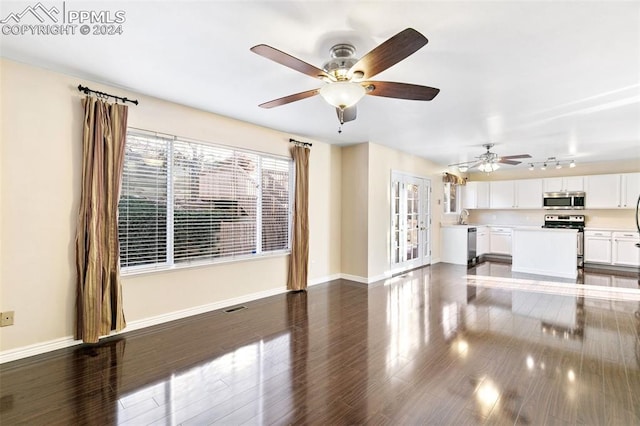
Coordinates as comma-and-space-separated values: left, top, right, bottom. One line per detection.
75, 96, 128, 343
287, 145, 310, 291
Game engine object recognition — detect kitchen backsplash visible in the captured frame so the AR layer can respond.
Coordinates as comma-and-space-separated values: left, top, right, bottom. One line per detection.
468, 209, 636, 230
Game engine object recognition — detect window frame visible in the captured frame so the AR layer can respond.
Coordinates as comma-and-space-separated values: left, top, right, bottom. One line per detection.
118, 129, 293, 275
443, 182, 461, 215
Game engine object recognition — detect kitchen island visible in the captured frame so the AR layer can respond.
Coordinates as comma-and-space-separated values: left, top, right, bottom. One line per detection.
511, 227, 578, 279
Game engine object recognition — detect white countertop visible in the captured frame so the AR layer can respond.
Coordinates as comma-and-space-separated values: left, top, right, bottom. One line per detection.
584, 227, 637, 233
442, 223, 637, 233
513, 227, 578, 233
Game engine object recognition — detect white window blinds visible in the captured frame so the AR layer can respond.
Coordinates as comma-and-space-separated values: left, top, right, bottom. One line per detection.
118, 133, 169, 268
118, 130, 292, 271
261, 156, 291, 252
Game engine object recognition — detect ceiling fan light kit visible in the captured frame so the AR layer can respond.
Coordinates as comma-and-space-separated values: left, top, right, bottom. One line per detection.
250, 28, 440, 130
319, 81, 365, 108
478, 162, 500, 173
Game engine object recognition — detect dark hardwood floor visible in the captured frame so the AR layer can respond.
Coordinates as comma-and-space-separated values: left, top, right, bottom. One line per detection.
1, 262, 639, 425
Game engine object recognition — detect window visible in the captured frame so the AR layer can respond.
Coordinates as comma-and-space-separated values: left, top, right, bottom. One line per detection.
443, 182, 460, 214
118, 130, 292, 271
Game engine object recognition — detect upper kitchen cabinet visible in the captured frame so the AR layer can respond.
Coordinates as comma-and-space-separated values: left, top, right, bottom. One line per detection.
514, 179, 543, 208
585, 173, 640, 208
621, 173, 640, 208
489, 180, 515, 209
462, 181, 490, 209
489, 179, 542, 209
543, 176, 584, 192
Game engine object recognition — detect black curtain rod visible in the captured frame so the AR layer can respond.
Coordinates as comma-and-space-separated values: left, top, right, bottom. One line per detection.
77, 84, 139, 105
289, 138, 312, 147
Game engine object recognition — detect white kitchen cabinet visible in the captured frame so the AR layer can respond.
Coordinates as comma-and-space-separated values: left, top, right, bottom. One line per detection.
585, 174, 620, 208
462, 182, 476, 210
477, 226, 489, 256
490, 227, 512, 255
463, 181, 490, 209
441, 226, 469, 265
476, 182, 490, 208
543, 176, 584, 192
489, 181, 515, 209
584, 231, 612, 264
514, 179, 543, 208
621, 173, 640, 209
586, 173, 640, 209
612, 231, 640, 266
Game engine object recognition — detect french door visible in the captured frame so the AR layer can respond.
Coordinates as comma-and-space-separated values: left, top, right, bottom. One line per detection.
391, 172, 431, 272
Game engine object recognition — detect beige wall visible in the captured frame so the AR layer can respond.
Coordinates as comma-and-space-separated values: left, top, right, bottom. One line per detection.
367, 143, 447, 279
0, 59, 341, 353
340, 143, 369, 278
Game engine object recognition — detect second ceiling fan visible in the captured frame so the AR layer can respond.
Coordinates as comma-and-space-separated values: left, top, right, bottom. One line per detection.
250, 28, 440, 128
451, 144, 532, 173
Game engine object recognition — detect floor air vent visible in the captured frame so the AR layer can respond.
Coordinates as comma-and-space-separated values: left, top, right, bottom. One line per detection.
224, 306, 247, 313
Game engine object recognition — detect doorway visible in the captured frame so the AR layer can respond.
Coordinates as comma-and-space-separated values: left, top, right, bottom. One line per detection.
391, 172, 431, 273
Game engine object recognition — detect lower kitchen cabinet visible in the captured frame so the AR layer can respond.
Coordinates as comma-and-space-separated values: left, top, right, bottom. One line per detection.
490, 227, 512, 255
477, 227, 489, 256
585, 229, 639, 267
612, 231, 640, 266
584, 231, 612, 264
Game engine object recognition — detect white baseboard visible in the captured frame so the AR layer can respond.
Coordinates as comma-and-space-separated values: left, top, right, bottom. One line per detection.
0, 286, 288, 364
124, 287, 288, 333
1, 265, 437, 364
339, 273, 368, 284
0, 336, 82, 365
340, 272, 392, 285
308, 273, 341, 286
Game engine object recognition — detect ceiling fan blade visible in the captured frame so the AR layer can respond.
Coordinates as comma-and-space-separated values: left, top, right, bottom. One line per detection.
448, 161, 473, 167
500, 154, 532, 160
336, 105, 357, 123
258, 89, 320, 109
498, 159, 522, 165
363, 81, 440, 100
466, 161, 483, 169
349, 28, 428, 80
251, 44, 331, 80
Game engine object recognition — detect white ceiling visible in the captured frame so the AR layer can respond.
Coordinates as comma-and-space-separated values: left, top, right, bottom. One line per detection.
2, 1, 639, 169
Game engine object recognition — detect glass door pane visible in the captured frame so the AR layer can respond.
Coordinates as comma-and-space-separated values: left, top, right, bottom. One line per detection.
391, 173, 431, 271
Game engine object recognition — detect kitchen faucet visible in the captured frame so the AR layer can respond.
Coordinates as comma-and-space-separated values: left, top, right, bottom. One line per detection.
459, 209, 470, 225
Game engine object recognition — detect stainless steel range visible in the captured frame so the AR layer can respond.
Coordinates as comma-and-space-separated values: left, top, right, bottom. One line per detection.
542, 214, 585, 268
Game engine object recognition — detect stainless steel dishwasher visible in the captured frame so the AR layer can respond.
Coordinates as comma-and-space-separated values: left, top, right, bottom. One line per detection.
467, 227, 478, 266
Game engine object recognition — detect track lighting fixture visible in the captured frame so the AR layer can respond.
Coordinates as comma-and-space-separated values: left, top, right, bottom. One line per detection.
526, 157, 577, 171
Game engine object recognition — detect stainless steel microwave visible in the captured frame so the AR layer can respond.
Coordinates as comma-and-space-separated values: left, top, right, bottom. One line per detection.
543, 191, 586, 210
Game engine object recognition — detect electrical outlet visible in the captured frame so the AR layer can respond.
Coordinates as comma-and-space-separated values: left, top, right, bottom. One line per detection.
0, 311, 14, 327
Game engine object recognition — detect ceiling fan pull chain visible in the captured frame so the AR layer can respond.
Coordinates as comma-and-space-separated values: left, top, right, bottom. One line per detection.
338, 108, 344, 134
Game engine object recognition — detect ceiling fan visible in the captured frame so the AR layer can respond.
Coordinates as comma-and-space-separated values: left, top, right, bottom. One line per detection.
450, 144, 532, 173
250, 28, 440, 129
